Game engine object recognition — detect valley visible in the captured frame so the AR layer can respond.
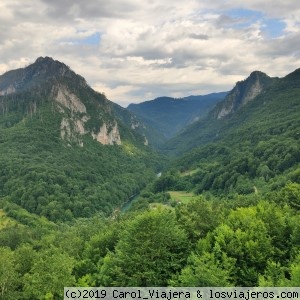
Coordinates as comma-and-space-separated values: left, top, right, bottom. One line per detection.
127, 92, 227, 141
0, 58, 299, 297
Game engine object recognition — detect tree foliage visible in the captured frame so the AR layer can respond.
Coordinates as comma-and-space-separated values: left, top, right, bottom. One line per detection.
99, 208, 189, 286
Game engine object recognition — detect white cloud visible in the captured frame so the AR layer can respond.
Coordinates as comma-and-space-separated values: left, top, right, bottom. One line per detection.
0, 0, 300, 106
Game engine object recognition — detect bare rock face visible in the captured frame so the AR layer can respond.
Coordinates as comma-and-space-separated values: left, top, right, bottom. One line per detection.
0, 84, 16, 96
92, 123, 121, 145
217, 102, 234, 119
54, 86, 86, 114
216, 71, 274, 119
60, 117, 86, 147
60, 116, 122, 146
144, 136, 149, 146
56, 87, 122, 146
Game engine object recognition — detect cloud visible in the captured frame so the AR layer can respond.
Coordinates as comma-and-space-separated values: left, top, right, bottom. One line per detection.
40, 0, 140, 20
0, 0, 300, 106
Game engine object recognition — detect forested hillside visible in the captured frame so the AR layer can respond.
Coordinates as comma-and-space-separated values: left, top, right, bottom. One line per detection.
153, 68, 300, 203
0, 57, 161, 222
0, 60, 299, 298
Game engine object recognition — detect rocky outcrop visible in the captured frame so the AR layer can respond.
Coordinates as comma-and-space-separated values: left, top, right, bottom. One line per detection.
217, 102, 234, 119
60, 114, 122, 146
144, 136, 149, 146
60, 117, 85, 147
55, 85, 88, 146
131, 118, 143, 130
54, 85, 122, 146
0, 84, 16, 96
55, 86, 86, 113
216, 71, 274, 119
60, 118, 72, 140
92, 122, 121, 145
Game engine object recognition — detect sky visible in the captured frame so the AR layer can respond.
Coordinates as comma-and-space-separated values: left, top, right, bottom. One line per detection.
0, 1, 299, 107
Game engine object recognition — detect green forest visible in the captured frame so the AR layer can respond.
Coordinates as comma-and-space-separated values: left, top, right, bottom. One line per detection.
1, 188, 300, 298
0, 58, 299, 299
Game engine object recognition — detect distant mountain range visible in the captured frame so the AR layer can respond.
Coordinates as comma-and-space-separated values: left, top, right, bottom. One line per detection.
127, 92, 227, 140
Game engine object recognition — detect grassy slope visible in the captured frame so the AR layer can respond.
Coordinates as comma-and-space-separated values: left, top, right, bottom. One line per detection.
168, 191, 197, 204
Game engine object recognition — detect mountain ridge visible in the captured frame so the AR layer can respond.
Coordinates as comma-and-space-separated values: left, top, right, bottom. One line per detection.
163, 67, 300, 156
127, 92, 227, 140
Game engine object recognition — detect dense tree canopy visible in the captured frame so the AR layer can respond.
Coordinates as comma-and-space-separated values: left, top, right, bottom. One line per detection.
99, 208, 189, 286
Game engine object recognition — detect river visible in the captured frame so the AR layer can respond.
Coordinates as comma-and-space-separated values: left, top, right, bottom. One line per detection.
120, 172, 162, 212
120, 194, 139, 213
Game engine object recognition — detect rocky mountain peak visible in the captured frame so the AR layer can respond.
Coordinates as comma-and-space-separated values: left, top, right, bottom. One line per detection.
33, 56, 72, 77
0, 56, 87, 96
215, 70, 274, 119
249, 70, 268, 78
35, 56, 54, 63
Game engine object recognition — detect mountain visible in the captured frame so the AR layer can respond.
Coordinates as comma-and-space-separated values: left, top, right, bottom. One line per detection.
0, 57, 151, 146
0, 57, 161, 221
163, 69, 299, 155
214, 71, 276, 119
127, 92, 227, 140
154, 68, 300, 198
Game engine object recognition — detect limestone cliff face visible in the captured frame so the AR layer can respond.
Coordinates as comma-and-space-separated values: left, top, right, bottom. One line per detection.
53, 85, 121, 146
92, 123, 121, 145
54, 85, 87, 146
60, 117, 121, 146
60, 117, 87, 147
215, 71, 274, 119
144, 136, 149, 146
54, 91, 120, 146
55, 85, 86, 114
0, 85, 16, 96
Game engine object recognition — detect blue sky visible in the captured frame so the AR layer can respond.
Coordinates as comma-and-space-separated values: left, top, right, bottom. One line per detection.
72, 32, 102, 46
0, 0, 299, 106
225, 8, 286, 38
